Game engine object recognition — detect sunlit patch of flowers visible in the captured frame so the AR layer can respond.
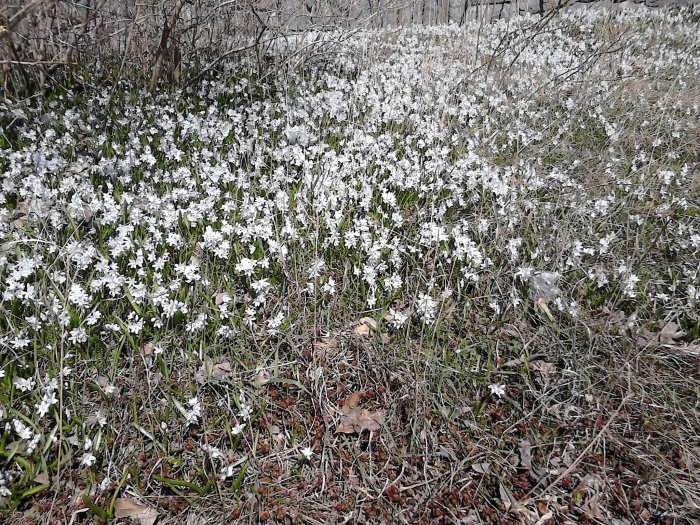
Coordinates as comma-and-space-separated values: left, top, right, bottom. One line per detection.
1, 5, 699, 504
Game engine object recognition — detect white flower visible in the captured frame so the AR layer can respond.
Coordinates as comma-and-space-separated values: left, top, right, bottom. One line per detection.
267, 311, 284, 330
238, 404, 252, 421
14, 377, 35, 392
416, 293, 437, 324
308, 259, 325, 279
388, 308, 409, 329
201, 444, 224, 460
185, 397, 201, 425
13, 419, 33, 441
489, 383, 506, 398
322, 277, 337, 295
80, 453, 97, 468
235, 257, 257, 276
68, 283, 91, 309
220, 464, 236, 480
300, 446, 313, 460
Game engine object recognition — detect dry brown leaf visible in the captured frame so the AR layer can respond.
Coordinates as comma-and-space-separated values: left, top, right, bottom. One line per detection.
113, 498, 159, 525
499, 482, 517, 510
34, 473, 50, 485
336, 408, 384, 433
313, 337, 338, 356
535, 298, 555, 321
353, 317, 378, 336
471, 462, 491, 474
518, 439, 532, 471
214, 292, 229, 307
352, 324, 371, 336
658, 321, 686, 344
530, 360, 555, 376
344, 392, 362, 410
254, 367, 270, 387
212, 361, 232, 379
141, 342, 154, 356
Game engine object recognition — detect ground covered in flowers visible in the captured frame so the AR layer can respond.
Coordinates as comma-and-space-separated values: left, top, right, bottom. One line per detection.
1, 6, 699, 524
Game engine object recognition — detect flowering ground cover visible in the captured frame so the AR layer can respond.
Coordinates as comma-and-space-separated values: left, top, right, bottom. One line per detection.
1, 5, 699, 524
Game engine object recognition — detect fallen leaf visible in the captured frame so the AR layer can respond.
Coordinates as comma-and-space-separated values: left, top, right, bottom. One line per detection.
212, 361, 232, 379
214, 292, 230, 307
114, 498, 158, 525
313, 337, 338, 356
353, 324, 371, 336
254, 367, 271, 387
535, 298, 555, 321
141, 342, 154, 356
518, 439, 532, 471
658, 321, 686, 344
499, 482, 517, 510
353, 317, 378, 336
336, 408, 384, 433
344, 392, 362, 410
471, 462, 491, 474
34, 473, 50, 485
530, 360, 555, 376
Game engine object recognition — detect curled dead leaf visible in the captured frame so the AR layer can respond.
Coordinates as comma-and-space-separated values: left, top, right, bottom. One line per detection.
471, 462, 491, 474
212, 361, 232, 379
114, 498, 158, 525
141, 341, 154, 356
518, 439, 532, 471
530, 360, 555, 376
499, 482, 517, 510
535, 297, 555, 322
254, 367, 271, 387
658, 321, 686, 344
344, 392, 362, 410
336, 408, 384, 433
214, 292, 230, 307
353, 317, 378, 336
313, 337, 338, 356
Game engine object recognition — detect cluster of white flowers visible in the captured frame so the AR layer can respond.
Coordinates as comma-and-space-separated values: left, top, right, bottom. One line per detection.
0, 5, 698, 499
